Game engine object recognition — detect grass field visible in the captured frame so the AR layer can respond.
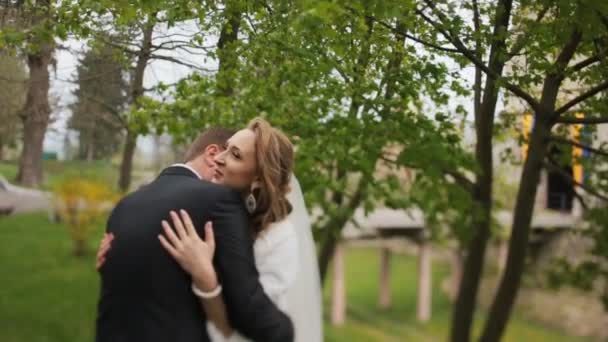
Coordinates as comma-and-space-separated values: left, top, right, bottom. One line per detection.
0, 212, 586, 342
322, 246, 585, 341
0, 160, 120, 191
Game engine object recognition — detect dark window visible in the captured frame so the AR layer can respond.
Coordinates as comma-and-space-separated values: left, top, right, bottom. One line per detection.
546, 147, 573, 211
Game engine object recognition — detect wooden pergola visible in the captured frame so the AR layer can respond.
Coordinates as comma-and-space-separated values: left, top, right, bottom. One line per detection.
329, 208, 432, 325
328, 207, 583, 326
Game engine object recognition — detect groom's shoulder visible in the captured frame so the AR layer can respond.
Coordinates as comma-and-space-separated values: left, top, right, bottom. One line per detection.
197, 180, 242, 203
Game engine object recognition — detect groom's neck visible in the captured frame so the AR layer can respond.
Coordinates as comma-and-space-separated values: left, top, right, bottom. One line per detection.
185, 160, 211, 181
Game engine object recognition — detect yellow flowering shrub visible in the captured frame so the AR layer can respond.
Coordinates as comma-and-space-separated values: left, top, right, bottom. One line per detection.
54, 179, 118, 256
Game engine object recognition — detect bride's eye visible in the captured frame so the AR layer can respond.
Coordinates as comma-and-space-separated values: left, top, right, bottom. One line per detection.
232, 150, 241, 159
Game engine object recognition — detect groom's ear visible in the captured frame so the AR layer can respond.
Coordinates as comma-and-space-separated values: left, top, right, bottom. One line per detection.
203, 144, 220, 166
205, 144, 220, 157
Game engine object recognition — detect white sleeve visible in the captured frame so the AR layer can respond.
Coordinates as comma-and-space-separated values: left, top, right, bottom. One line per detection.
256, 221, 299, 306
207, 221, 299, 342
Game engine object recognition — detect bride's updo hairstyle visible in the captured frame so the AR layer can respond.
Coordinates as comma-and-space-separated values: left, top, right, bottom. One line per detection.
248, 118, 294, 235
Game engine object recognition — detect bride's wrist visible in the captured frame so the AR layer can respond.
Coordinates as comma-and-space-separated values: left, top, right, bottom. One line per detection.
192, 264, 218, 292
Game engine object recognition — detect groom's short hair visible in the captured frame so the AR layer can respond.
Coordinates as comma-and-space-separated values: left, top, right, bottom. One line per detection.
183, 127, 236, 162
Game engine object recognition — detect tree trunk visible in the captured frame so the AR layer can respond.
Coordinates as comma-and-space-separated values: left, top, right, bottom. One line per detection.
451, 134, 494, 340
450, 174, 492, 342
73, 238, 88, 257
216, 5, 241, 97
118, 130, 137, 192
479, 119, 550, 342
450, 1, 513, 340
86, 142, 94, 162
319, 228, 339, 285
480, 27, 581, 342
16, 41, 53, 188
117, 17, 154, 192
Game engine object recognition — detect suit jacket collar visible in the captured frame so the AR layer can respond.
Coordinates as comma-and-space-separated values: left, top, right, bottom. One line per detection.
159, 165, 201, 179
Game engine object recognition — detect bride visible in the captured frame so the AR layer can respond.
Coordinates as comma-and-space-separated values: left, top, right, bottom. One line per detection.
97, 118, 322, 342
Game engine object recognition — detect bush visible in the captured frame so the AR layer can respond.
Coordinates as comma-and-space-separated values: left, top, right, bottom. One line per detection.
54, 179, 117, 257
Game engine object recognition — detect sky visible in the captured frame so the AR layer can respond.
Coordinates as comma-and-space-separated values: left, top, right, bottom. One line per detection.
44, 20, 216, 160
42, 19, 498, 161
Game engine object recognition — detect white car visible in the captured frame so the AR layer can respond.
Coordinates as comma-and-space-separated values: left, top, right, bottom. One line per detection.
0, 175, 52, 215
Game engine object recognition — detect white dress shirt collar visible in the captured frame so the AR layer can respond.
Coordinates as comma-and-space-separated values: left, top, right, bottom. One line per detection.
170, 163, 202, 180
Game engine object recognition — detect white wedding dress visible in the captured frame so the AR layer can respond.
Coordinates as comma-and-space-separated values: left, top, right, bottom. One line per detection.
208, 176, 323, 342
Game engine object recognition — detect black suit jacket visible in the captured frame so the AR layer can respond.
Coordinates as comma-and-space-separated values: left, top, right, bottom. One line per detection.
96, 166, 294, 342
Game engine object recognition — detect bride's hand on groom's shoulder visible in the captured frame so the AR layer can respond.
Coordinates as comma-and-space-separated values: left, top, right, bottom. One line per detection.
95, 233, 114, 271
158, 210, 218, 291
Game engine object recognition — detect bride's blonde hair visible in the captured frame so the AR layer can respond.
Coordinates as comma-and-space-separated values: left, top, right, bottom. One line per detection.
248, 118, 294, 234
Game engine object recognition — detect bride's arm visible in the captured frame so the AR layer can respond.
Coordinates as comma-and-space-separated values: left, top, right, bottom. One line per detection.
191, 271, 232, 337
159, 210, 234, 337
196, 221, 299, 339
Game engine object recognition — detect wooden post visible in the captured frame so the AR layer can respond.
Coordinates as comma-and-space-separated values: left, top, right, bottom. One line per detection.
417, 236, 431, 322
378, 246, 391, 308
331, 242, 346, 325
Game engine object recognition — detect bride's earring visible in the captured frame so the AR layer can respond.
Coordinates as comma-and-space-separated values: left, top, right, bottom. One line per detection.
245, 193, 257, 214
245, 181, 260, 214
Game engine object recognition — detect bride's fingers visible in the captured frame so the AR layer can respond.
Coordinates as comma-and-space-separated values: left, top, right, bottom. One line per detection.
96, 247, 109, 270
162, 220, 182, 248
98, 243, 110, 258
179, 209, 197, 238
100, 236, 112, 251
95, 255, 105, 270
95, 257, 105, 270
204, 222, 215, 252
98, 236, 108, 249
158, 234, 179, 259
170, 211, 188, 238
99, 233, 114, 251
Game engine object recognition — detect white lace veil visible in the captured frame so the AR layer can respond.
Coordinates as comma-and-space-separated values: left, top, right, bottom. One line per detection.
285, 175, 323, 342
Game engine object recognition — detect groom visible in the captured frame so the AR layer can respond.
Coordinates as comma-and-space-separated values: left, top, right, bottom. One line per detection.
96, 128, 294, 342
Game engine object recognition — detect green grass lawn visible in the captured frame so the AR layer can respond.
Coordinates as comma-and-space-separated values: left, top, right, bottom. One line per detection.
0, 212, 586, 341
322, 246, 585, 342
0, 213, 104, 342
0, 160, 120, 191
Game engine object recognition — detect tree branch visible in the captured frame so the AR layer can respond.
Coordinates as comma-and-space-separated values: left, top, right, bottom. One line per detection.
351, 8, 459, 53
472, 0, 481, 40
148, 54, 213, 72
549, 136, 608, 158
555, 115, 608, 125
416, 0, 541, 112
381, 154, 474, 193
553, 29, 583, 81
150, 40, 213, 52
555, 79, 608, 116
415, 5, 459, 48
97, 38, 139, 56
507, 4, 551, 57
472, 0, 483, 117
567, 47, 608, 74
572, 188, 589, 211
77, 92, 127, 128
544, 159, 608, 202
